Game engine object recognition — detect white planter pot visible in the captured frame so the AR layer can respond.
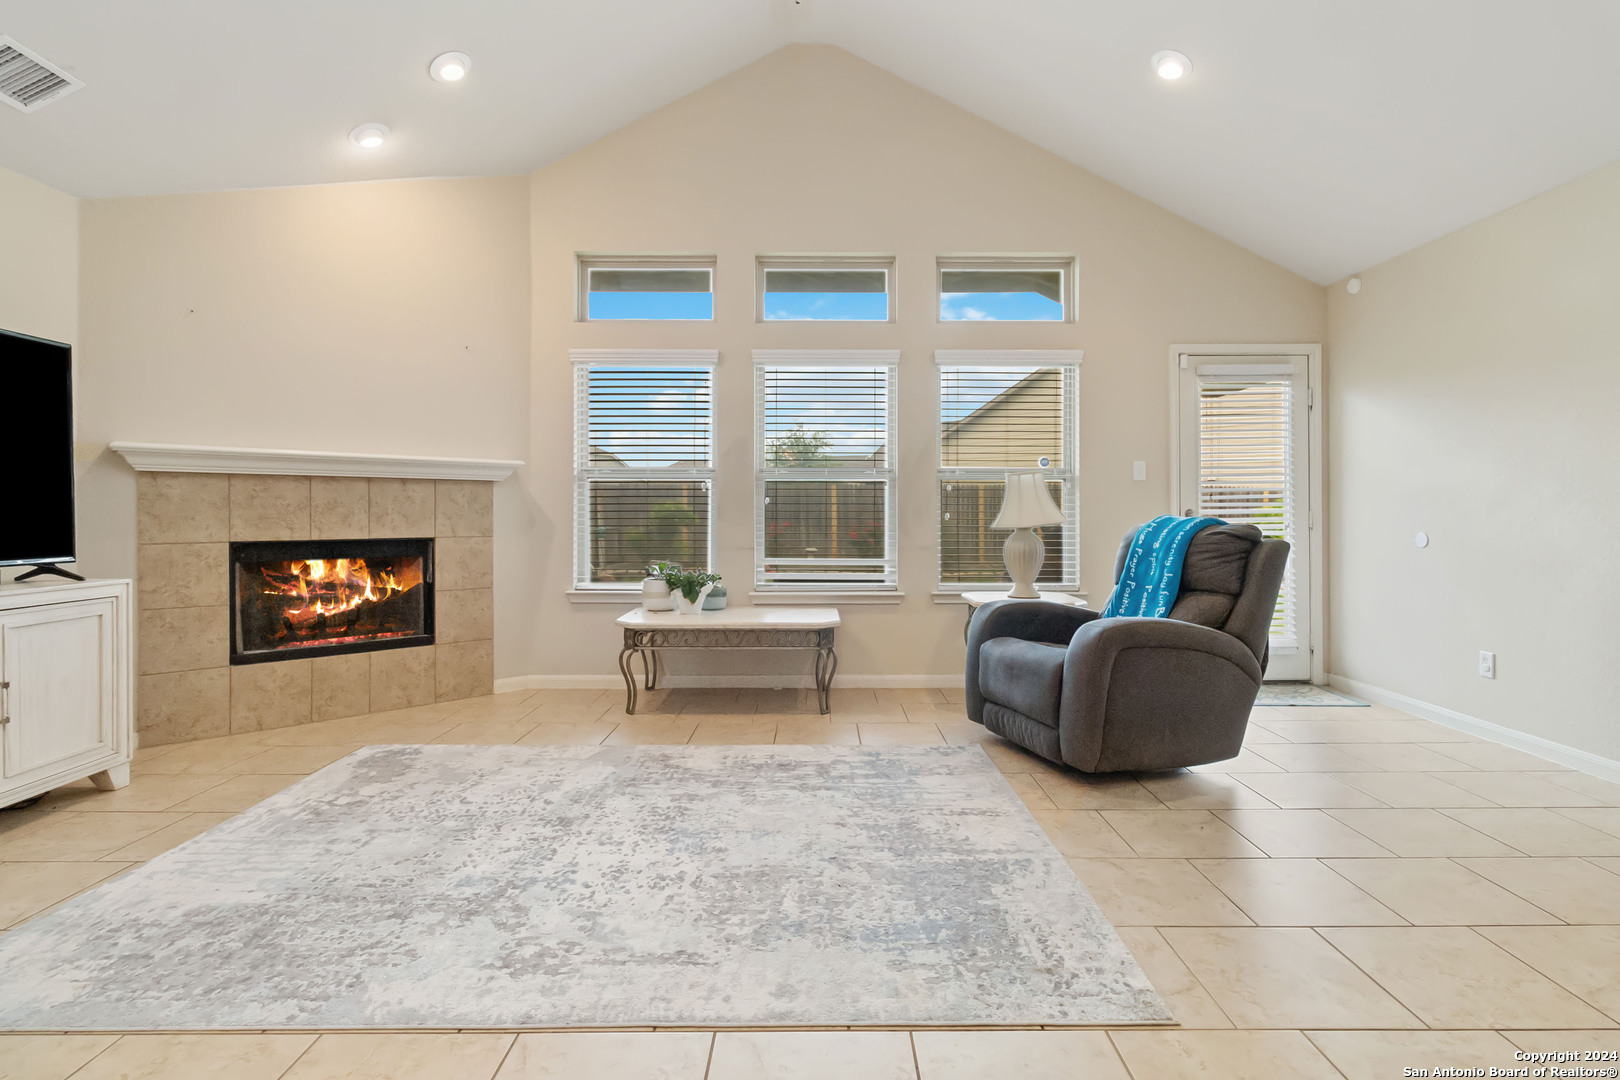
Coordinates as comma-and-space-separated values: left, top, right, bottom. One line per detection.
640, 577, 675, 612
674, 583, 715, 614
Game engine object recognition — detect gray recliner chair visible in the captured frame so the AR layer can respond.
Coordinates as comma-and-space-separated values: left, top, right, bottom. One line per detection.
965, 523, 1290, 773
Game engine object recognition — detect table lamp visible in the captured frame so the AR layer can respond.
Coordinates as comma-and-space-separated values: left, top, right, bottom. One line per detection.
991, 470, 1066, 598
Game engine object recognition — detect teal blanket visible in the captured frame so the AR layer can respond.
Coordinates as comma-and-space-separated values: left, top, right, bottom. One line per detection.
1101, 515, 1226, 618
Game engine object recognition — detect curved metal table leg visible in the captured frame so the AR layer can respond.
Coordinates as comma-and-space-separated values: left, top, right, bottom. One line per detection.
617, 646, 640, 715
815, 646, 838, 714
642, 649, 660, 691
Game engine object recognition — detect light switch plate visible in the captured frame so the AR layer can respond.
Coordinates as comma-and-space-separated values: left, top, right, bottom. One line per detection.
1479, 651, 1496, 679
1132, 461, 1147, 481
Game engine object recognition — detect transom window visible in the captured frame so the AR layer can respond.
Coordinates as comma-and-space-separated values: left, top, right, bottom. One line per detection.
937, 352, 1082, 589
754, 351, 899, 590
572, 352, 716, 587
757, 257, 894, 322
577, 256, 715, 321
938, 257, 1074, 322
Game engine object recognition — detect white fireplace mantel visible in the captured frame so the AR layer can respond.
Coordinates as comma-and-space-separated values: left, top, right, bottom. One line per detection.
109, 442, 523, 482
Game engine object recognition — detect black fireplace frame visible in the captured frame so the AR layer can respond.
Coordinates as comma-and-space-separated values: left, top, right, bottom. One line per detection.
228, 537, 435, 665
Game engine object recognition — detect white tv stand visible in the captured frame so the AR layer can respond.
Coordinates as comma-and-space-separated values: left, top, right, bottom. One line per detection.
0, 577, 133, 808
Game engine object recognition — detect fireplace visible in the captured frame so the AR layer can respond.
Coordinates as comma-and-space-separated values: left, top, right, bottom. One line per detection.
229, 538, 435, 664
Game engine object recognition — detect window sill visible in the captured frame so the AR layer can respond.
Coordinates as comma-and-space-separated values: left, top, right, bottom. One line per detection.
566, 589, 642, 605
930, 589, 1086, 605
747, 591, 905, 606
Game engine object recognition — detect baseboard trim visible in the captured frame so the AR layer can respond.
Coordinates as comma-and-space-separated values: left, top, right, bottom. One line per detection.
496, 673, 965, 693
1327, 674, 1620, 785
496, 676, 620, 692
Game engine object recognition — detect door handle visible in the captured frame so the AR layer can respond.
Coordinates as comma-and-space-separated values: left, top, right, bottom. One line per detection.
0, 680, 9, 726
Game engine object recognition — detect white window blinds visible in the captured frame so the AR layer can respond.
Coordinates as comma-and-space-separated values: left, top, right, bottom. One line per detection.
1195, 371, 1298, 646
573, 360, 714, 586
754, 354, 899, 589
937, 360, 1079, 588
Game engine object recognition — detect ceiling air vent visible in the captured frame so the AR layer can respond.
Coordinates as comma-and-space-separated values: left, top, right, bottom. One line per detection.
0, 36, 83, 113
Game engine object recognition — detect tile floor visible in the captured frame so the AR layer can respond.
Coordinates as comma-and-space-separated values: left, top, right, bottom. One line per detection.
4, 689, 1620, 1079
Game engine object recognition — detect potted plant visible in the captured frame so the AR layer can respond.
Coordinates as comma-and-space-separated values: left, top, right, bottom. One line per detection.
641, 562, 678, 612
702, 582, 728, 610
662, 568, 721, 615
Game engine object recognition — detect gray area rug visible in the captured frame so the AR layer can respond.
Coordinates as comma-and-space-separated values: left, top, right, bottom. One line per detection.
0, 744, 1170, 1031
1256, 682, 1367, 706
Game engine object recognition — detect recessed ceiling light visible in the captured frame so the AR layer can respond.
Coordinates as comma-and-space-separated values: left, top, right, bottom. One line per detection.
430, 51, 471, 82
348, 123, 389, 149
1151, 50, 1192, 80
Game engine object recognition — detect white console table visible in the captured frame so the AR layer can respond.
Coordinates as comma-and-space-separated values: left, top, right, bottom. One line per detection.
616, 607, 840, 715
0, 578, 133, 807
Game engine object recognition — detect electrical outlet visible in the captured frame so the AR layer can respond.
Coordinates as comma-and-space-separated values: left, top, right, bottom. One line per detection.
1478, 651, 1496, 679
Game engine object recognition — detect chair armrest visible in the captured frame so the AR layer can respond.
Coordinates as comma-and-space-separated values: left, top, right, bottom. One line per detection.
972, 600, 1100, 649
965, 601, 1101, 723
1068, 617, 1263, 676
1060, 617, 1263, 769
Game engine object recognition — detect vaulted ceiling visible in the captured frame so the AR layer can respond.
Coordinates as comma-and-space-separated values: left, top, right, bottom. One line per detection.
3, 0, 1617, 283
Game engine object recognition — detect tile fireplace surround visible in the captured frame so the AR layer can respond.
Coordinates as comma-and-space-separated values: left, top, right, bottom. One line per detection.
133, 472, 496, 746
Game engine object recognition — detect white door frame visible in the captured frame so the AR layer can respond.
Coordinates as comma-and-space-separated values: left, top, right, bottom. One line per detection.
1168, 343, 1325, 684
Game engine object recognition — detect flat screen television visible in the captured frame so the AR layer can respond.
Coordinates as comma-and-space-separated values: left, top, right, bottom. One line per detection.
1, 328, 81, 581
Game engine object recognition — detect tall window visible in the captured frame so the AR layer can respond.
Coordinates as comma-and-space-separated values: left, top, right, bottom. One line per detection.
937, 256, 1074, 322
757, 256, 894, 321
572, 352, 716, 587
755, 351, 899, 590
937, 352, 1081, 589
577, 256, 715, 321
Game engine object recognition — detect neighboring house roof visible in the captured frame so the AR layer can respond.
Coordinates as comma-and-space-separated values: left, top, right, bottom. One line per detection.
940, 368, 1063, 469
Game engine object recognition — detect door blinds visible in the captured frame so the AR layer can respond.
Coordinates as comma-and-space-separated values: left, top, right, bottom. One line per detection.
1195, 372, 1298, 646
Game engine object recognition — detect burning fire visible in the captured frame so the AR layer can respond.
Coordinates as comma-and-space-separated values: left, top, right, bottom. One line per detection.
259, 558, 423, 630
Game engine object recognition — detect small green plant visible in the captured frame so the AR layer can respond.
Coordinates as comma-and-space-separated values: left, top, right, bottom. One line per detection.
644, 561, 680, 578
660, 567, 721, 603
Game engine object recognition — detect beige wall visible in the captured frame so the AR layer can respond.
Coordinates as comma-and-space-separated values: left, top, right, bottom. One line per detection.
0, 164, 77, 342
1327, 158, 1620, 760
0, 165, 80, 585
74, 177, 532, 673
522, 45, 1325, 681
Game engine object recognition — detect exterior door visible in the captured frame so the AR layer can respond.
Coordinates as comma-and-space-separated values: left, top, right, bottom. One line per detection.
1176, 353, 1315, 681
1, 598, 117, 783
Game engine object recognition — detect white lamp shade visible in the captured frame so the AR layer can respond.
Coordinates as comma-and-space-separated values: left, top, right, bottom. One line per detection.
991, 470, 1066, 529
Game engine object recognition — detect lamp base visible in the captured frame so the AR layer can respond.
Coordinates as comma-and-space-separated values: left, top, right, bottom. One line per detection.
1003, 527, 1045, 599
